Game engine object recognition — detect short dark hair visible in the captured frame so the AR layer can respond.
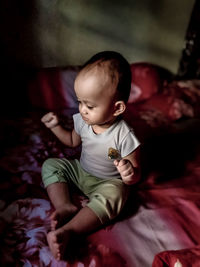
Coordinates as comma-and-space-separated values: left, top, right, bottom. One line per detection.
81, 51, 132, 103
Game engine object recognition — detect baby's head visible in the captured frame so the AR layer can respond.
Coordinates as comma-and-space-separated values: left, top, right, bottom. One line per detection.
74, 51, 131, 126
81, 51, 131, 103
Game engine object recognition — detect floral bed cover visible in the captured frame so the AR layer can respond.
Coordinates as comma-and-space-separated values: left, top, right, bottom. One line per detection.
1, 82, 200, 267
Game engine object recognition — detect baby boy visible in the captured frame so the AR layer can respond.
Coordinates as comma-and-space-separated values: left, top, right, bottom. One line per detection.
41, 51, 141, 260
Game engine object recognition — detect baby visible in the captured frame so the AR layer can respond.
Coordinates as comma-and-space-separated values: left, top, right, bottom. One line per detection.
41, 51, 141, 260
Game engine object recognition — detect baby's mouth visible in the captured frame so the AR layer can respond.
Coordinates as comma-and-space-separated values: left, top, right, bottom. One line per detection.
81, 115, 89, 122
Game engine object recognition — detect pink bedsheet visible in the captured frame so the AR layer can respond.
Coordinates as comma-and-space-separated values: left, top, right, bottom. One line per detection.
1, 102, 200, 266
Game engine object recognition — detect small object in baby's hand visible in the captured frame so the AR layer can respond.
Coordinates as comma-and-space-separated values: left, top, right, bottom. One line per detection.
108, 147, 120, 160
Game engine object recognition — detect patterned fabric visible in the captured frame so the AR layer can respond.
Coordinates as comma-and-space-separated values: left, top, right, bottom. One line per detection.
1, 94, 200, 266
1, 61, 200, 266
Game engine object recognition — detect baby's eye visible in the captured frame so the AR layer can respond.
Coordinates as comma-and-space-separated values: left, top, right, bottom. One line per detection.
87, 105, 94, 110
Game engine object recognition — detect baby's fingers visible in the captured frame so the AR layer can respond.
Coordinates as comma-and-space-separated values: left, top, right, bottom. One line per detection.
41, 112, 54, 123
121, 167, 134, 177
114, 160, 120, 166
118, 159, 128, 167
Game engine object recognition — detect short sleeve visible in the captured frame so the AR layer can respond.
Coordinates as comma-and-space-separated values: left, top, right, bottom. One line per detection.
73, 113, 84, 135
120, 130, 140, 158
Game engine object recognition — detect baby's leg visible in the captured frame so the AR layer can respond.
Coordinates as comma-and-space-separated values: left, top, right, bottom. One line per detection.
42, 158, 80, 230
47, 206, 102, 260
47, 179, 128, 260
47, 182, 78, 230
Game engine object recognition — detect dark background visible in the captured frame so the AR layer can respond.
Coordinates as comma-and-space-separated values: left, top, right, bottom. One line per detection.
0, 0, 195, 111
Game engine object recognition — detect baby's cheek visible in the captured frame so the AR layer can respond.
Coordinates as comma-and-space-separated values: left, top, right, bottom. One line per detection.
89, 112, 96, 120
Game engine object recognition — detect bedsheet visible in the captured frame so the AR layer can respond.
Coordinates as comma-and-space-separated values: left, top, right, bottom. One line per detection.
0, 105, 200, 267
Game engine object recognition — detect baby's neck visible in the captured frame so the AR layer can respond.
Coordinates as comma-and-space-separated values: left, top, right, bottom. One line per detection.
92, 118, 120, 134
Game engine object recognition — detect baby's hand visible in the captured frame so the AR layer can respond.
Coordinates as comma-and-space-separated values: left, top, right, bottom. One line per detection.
114, 159, 135, 185
41, 112, 59, 129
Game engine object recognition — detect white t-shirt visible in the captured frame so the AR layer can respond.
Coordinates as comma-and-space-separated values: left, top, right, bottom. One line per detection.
73, 113, 140, 179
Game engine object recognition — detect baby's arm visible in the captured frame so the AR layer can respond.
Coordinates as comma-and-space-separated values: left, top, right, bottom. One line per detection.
41, 112, 81, 148
114, 147, 141, 185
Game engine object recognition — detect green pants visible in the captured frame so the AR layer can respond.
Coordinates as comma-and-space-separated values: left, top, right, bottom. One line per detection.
42, 158, 130, 224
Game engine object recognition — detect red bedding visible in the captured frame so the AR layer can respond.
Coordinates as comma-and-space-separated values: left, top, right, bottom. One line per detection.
1, 70, 200, 266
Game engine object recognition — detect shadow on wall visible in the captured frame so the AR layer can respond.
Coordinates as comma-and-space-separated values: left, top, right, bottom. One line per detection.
0, 0, 43, 111
0, 0, 42, 67
0, 0, 195, 110
0, 0, 195, 70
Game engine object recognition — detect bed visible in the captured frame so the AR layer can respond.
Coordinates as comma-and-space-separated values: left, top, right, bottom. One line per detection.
0, 62, 200, 267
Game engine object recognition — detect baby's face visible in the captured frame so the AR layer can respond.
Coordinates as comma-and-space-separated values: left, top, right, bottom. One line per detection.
74, 69, 118, 127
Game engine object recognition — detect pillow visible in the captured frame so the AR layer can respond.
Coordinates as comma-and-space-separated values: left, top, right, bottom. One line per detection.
28, 67, 79, 111
28, 63, 172, 110
126, 80, 196, 132
137, 94, 194, 121
129, 62, 172, 103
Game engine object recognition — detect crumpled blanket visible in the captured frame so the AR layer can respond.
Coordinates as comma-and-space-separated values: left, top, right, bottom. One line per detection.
1, 105, 200, 266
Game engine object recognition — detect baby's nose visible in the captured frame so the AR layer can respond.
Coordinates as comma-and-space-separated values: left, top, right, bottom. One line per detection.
80, 105, 88, 115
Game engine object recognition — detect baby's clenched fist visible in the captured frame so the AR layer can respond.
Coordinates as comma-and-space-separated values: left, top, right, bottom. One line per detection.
41, 112, 59, 129
114, 159, 136, 185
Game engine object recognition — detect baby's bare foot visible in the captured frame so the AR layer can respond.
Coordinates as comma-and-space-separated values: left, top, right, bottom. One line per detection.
47, 228, 71, 260
51, 204, 78, 230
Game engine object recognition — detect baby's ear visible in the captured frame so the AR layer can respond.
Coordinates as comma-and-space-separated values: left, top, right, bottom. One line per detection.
113, 101, 126, 116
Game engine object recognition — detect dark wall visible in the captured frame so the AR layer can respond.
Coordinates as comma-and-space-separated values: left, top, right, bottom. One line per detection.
0, 0, 195, 71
